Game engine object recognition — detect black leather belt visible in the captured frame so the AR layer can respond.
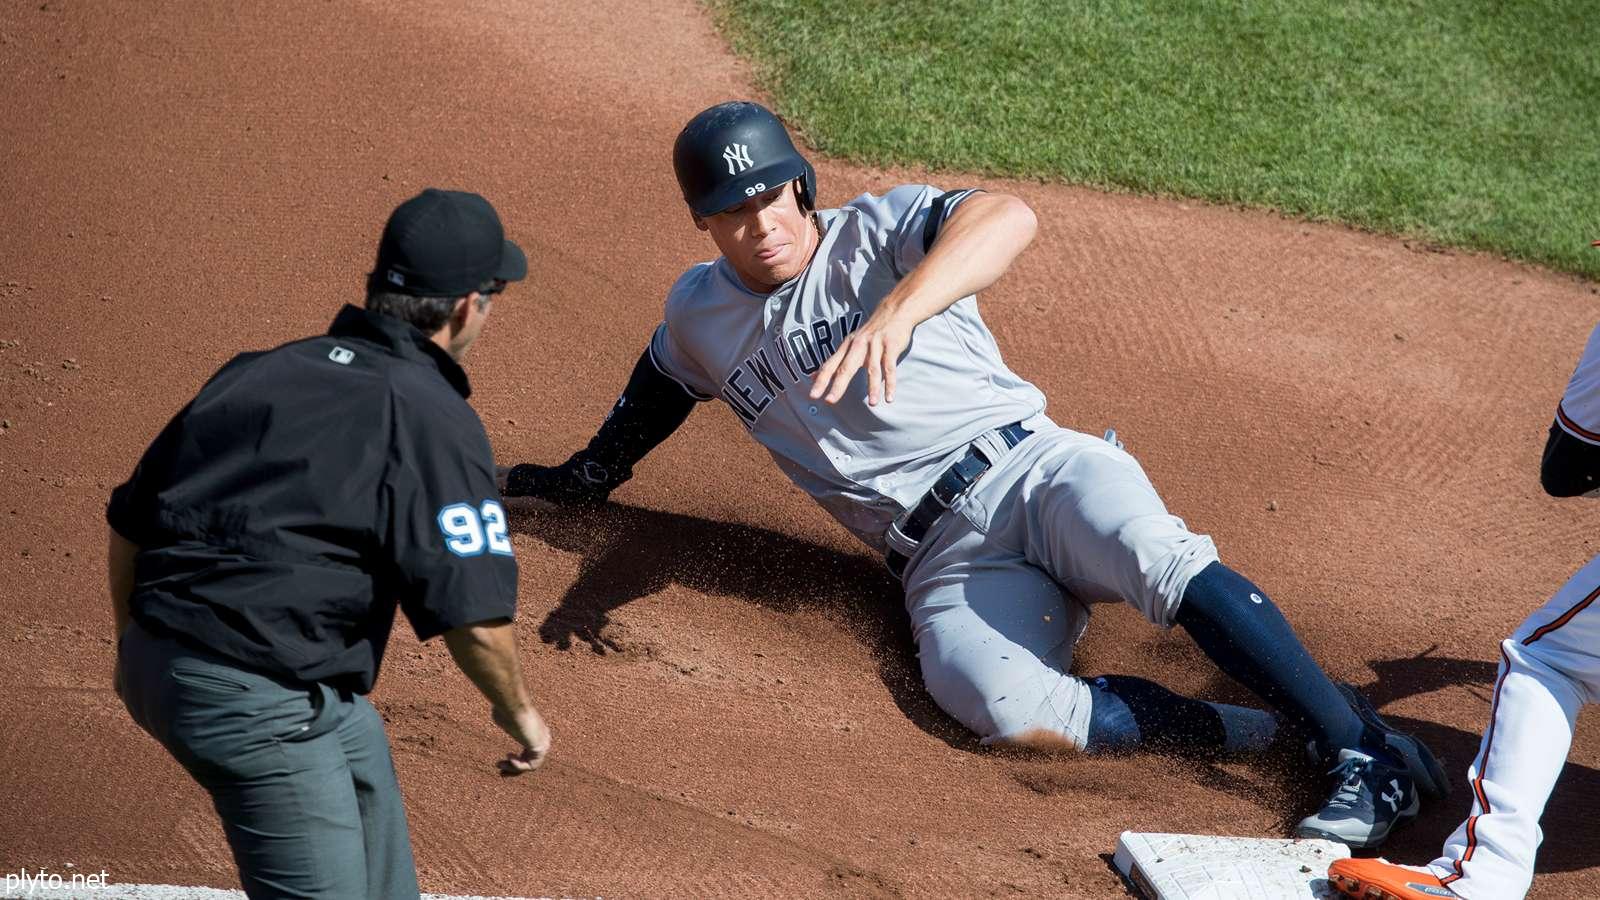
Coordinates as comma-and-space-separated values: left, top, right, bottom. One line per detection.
886, 421, 1032, 579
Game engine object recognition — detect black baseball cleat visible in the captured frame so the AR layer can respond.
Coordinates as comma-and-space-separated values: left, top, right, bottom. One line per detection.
1337, 682, 1452, 801
1296, 748, 1421, 849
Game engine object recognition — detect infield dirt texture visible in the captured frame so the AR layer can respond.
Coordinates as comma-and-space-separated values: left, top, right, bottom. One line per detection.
2, 1, 1597, 897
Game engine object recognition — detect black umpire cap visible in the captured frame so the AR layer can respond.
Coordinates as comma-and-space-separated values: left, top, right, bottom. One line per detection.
371, 189, 528, 297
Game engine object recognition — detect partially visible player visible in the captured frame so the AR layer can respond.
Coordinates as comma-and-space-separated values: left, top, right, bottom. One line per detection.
1329, 300, 1600, 899
503, 100, 1447, 848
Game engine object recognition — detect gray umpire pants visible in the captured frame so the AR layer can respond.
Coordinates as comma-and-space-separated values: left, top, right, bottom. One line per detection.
117, 621, 421, 900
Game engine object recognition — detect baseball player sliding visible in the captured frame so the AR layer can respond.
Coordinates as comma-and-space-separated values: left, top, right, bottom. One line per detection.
503, 101, 1446, 847
1329, 304, 1600, 899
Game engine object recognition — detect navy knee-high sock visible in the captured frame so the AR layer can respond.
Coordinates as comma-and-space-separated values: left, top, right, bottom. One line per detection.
1084, 674, 1280, 756
1174, 561, 1371, 762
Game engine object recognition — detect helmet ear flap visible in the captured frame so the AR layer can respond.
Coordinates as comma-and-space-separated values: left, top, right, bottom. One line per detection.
798, 159, 817, 211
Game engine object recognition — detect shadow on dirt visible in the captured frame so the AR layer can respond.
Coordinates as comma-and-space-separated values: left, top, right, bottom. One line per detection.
508, 501, 1600, 874
505, 498, 977, 749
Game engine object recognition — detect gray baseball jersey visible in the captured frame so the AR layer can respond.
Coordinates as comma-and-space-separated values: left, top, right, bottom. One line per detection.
649, 185, 1045, 551
651, 183, 1218, 750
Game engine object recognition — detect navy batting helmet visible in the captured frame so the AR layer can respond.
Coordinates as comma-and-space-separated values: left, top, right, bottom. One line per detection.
673, 101, 817, 217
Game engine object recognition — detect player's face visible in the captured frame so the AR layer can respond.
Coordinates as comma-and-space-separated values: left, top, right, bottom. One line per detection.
697, 181, 817, 293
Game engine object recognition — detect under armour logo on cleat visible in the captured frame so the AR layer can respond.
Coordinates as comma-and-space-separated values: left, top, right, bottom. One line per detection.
1382, 780, 1403, 811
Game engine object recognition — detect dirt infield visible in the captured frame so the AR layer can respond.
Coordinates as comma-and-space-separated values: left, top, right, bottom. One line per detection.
2, 1, 1597, 897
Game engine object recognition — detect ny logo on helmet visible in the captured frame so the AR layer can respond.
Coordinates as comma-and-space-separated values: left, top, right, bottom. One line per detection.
723, 143, 754, 175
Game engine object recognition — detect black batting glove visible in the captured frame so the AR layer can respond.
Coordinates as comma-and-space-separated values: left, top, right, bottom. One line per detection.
502, 453, 623, 507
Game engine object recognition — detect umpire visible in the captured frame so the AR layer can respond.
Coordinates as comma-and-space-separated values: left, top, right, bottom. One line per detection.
107, 189, 549, 899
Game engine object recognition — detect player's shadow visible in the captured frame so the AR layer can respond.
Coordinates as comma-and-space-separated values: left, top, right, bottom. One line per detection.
1245, 645, 1600, 875
504, 499, 978, 749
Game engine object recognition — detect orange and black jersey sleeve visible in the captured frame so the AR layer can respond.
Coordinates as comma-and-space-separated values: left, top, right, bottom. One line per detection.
1545, 320, 1600, 497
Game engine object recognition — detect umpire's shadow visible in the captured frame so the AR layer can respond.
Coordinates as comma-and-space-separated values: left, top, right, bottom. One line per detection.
1292, 645, 1600, 874
504, 498, 977, 749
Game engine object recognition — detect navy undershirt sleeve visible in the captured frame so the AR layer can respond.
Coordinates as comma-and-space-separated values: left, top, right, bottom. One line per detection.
573, 347, 701, 487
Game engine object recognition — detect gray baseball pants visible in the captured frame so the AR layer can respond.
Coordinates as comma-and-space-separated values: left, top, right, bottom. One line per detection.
117, 621, 421, 900
899, 415, 1220, 750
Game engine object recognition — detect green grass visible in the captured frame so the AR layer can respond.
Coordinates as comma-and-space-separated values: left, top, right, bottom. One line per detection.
707, 0, 1600, 278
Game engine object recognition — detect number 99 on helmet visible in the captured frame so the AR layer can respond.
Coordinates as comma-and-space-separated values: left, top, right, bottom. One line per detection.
672, 101, 818, 218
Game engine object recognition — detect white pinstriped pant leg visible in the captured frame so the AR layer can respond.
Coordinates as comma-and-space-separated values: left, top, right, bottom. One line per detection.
1429, 553, 1600, 900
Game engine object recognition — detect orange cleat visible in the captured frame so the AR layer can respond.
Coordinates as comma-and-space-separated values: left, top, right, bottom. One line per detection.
1327, 857, 1460, 899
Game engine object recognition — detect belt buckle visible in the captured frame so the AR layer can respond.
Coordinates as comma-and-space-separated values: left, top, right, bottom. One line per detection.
929, 476, 963, 508
931, 447, 990, 507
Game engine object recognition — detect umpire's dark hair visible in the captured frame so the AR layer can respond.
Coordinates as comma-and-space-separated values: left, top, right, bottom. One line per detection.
366, 284, 494, 335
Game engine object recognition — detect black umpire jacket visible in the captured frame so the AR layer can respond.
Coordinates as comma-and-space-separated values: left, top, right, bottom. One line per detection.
106, 305, 517, 693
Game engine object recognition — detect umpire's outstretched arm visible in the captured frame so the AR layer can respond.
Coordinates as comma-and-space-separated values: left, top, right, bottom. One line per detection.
444, 619, 551, 774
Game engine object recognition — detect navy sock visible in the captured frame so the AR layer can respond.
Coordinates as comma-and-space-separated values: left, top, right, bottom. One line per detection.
1174, 561, 1374, 762
1084, 674, 1279, 756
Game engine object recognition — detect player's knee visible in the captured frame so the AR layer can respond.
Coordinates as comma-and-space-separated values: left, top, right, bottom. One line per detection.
980, 687, 1087, 753
1499, 635, 1590, 702
1113, 516, 1219, 624
918, 663, 1091, 752
975, 679, 1093, 754
985, 726, 1087, 754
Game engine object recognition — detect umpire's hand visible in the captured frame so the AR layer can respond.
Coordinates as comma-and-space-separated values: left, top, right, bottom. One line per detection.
493, 705, 551, 775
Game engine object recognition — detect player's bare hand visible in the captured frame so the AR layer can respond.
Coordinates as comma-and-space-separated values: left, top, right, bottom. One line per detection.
492, 704, 551, 776
809, 312, 914, 406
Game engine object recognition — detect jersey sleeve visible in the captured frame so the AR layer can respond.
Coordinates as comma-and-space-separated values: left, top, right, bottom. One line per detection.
849, 184, 984, 278
1556, 321, 1600, 445
107, 448, 165, 546
106, 408, 185, 545
105, 355, 259, 545
382, 395, 518, 642
648, 320, 717, 401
